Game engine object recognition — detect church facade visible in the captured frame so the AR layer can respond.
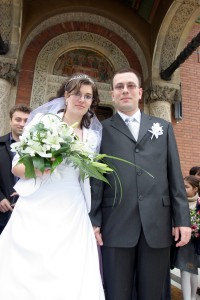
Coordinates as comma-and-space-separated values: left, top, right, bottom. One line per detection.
0, 0, 199, 174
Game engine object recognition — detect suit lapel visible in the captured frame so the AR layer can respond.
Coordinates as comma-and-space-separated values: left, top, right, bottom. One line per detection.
110, 112, 153, 144
6, 141, 13, 159
1, 133, 13, 159
110, 113, 135, 142
137, 112, 153, 144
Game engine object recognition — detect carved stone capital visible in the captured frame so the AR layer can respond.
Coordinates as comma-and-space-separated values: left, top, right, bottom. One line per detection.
0, 62, 18, 85
0, 78, 12, 135
144, 85, 181, 104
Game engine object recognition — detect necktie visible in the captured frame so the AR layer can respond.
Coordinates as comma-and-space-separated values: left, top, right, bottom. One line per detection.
125, 118, 139, 141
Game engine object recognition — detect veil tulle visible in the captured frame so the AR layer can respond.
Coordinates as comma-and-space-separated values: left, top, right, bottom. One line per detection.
27, 97, 102, 153
27, 97, 66, 124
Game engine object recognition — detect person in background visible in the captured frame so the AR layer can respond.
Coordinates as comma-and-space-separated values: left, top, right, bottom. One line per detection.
190, 166, 200, 296
90, 67, 191, 300
0, 104, 32, 234
189, 166, 200, 180
175, 175, 200, 300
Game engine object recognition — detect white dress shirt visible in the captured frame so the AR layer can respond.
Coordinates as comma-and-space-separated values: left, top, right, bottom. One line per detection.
118, 110, 141, 141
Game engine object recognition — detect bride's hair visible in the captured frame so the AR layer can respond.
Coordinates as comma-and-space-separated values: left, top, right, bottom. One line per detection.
64, 74, 100, 129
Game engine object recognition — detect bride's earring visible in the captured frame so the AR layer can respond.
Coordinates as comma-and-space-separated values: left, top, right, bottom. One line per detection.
65, 100, 68, 106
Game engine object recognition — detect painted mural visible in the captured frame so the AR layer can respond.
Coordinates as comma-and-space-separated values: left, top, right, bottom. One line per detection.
53, 49, 115, 83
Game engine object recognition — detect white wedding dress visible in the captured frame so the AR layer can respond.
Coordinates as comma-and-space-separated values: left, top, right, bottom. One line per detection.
0, 159, 105, 299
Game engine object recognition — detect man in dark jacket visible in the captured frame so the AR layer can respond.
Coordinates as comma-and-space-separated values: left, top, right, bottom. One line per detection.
90, 68, 191, 300
0, 104, 31, 234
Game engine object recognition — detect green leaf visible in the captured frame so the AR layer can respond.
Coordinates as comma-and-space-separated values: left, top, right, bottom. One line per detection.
69, 155, 110, 184
51, 156, 63, 173
32, 156, 45, 173
103, 155, 154, 178
19, 155, 36, 179
44, 159, 52, 169
51, 146, 71, 156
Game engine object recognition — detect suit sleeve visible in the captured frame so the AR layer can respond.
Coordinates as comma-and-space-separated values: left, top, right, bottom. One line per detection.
0, 138, 12, 201
167, 123, 190, 227
0, 189, 6, 201
89, 177, 104, 227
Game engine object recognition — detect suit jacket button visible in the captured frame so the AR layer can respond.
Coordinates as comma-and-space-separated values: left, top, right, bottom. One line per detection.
138, 195, 143, 201
135, 148, 139, 153
137, 169, 143, 176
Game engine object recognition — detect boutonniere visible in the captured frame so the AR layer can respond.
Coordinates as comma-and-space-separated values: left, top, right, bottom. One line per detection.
148, 123, 163, 140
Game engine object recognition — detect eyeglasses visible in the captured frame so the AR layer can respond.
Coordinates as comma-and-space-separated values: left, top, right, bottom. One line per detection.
70, 92, 93, 101
114, 83, 139, 90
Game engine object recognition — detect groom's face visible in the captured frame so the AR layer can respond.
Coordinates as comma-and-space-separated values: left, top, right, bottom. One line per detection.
111, 72, 143, 116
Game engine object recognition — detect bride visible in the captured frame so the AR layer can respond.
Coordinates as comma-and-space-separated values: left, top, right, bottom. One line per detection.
0, 74, 105, 300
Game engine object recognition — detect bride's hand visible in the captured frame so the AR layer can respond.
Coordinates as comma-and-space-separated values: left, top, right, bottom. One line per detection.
35, 168, 51, 177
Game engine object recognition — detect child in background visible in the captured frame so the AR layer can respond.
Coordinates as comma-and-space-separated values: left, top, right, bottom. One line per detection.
189, 166, 200, 180
175, 175, 200, 300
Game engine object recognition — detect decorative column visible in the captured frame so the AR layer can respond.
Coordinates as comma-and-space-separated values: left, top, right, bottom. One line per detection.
0, 0, 22, 135
0, 62, 18, 135
143, 84, 181, 122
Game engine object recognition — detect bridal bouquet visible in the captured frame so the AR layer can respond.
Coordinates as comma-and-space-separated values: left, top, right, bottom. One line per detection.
11, 113, 112, 183
190, 207, 200, 255
190, 208, 200, 239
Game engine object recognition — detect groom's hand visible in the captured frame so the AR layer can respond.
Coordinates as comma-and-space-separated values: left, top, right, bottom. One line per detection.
173, 226, 191, 247
93, 226, 103, 246
0, 199, 13, 212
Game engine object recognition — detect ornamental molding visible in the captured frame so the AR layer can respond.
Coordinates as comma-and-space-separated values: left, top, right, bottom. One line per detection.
0, 0, 22, 59
31, 31, 127, 108
160, 0, 200, 71
46, 74, 112, 105
0, 62, 18, 85
144, 85, 181, 104
0, 0, 12, 45
20, 12, 148, 81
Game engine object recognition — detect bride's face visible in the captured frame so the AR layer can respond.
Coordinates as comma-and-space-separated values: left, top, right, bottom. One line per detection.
65, 84, 93, 117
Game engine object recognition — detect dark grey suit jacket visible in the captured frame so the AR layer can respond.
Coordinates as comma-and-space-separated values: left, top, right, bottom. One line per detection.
0, 133, 16, 228
90, 112, 190, 248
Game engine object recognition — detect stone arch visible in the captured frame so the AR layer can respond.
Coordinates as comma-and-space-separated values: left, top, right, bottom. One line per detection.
20, 12, 148, 79
147, 0, 200, 122
152, 0, 200, 86
31, 31, 129, 108
17, 20, 143, 107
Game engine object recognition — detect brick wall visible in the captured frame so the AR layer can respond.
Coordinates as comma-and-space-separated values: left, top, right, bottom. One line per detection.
173, 24, 200, 176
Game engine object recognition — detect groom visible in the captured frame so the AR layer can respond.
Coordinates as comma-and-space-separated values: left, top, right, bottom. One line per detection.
90, 68, 191, 300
